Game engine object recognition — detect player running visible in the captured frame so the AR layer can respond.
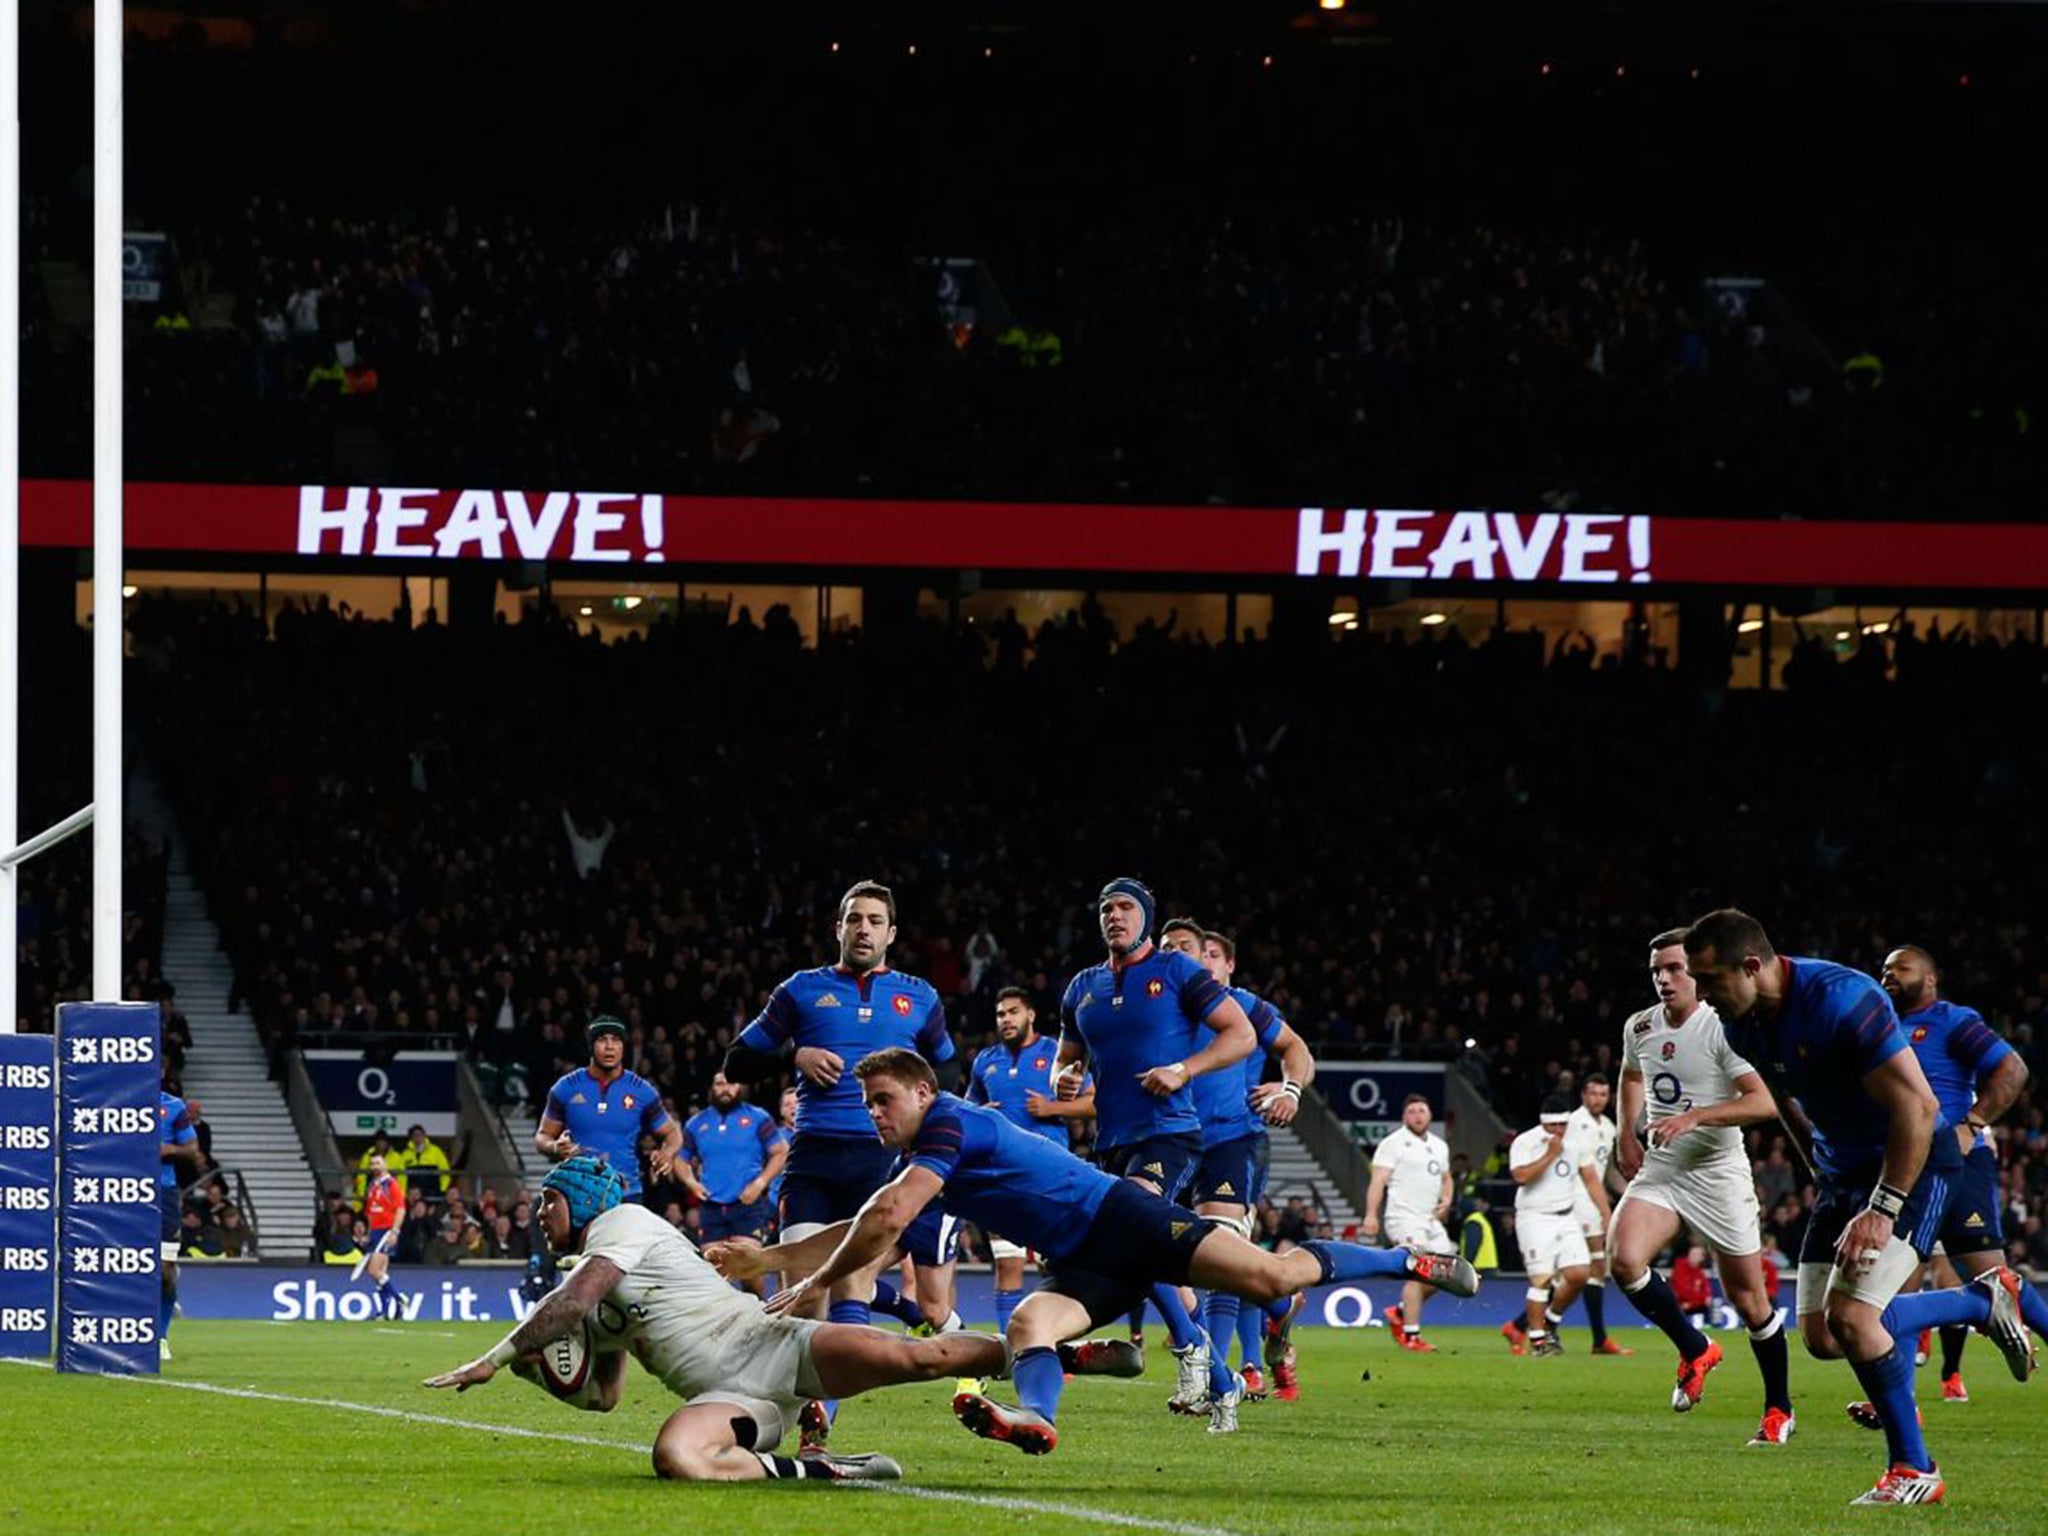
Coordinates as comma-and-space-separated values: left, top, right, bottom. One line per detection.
1366, 1094, 1453, 1356
424, 1156, 1002, 1483
746, 1048, 1478, 1454
1055, 879, 1257, 1419
537, 1015, 683, 1201
965, 986, 1096, 1336
1608, 929, 1795, 1446
1841, 943, 2039, 1424
723, 879, 958, 1449
1565, 1074, 1630, 1356
1685, 909, 2038, 1507
1161, 919, 1316, 1412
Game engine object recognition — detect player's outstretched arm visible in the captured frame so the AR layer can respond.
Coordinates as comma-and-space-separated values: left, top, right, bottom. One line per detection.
423, 1254, 623, 1391
706, 1220, 855, 1282
764, 1167, 938, 1318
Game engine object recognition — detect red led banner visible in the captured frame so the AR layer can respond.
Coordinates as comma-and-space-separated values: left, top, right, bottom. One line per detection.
18, 480, 2048, 590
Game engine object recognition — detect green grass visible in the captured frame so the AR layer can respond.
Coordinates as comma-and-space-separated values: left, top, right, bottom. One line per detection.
3, 1322, 2044, 1534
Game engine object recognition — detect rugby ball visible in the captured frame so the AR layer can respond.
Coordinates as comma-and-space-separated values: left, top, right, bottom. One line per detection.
536, 1321, 595, 1401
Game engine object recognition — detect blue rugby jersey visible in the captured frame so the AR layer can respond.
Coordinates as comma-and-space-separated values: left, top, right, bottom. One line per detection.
737, 965, 955, 1140
682, 1103, 780, 1202
1192, 987, 1286, 1147
157, 1091, 196, 1190
1899, 998, 2013, 1152
899, 1093, 1120, 1264
542, 1066, 673, 1195
966, 1034, 1091, 1144
1730, 956, 1957, 1182
1059, 945, 1229, 1151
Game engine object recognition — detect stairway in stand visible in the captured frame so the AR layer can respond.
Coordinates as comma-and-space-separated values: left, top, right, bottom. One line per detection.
132, 769, 320, 1258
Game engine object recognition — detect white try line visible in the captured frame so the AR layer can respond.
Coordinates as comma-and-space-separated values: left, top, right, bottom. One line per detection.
0, 1361, 1250, 1536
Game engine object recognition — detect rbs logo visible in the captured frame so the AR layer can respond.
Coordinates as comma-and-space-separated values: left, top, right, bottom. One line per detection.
71, 1247, 155, 1275
1, 1186, 52, 1211
0, 1248, 50, 1271
69, 1316, 156, 1345
2, 1064, 52, 1089
70, 1176, 156, 1205
0, 1309, 49, 1332
70, 1107, 157, 1136
68, 1037, 156, 1065
3, 1126, 52, 1151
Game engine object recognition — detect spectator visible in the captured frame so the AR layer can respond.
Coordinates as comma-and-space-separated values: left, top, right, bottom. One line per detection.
217, 1204, 257, 1259
397, 1124, 452, 1201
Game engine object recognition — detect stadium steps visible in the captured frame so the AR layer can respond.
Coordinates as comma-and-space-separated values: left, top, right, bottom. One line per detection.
496, 1102, 557, 1194
1264, 1125, 1361, 1231
133, 769, 319, 1255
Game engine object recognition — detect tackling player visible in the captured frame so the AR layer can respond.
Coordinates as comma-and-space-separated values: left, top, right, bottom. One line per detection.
748, 1048, 1477, 1453
424, 1156, 1002, 1482
965, 986, 1096, 1336
1366, 1095, 1453, 1355
1685, 909, 2038, 1506
1565, 1074, 1630, 1356
1609, 929, 1795, 1446
1055, 879, 1257, 1417
1509, 1096, 1599, 1355
537, 1016, 682, 1201
1838, 944, 2039, 1421
723, 879, 958, 1448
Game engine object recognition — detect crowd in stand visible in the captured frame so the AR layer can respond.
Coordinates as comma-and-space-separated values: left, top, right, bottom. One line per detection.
30, 192, 2033, 520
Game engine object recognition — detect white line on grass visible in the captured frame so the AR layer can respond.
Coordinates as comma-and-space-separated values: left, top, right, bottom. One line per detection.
375, 1327, 458, 1338
2, 1361, 1249, 1536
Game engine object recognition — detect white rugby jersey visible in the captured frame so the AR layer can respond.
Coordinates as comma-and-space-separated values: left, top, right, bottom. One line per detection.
1620, 1001, 1757, 1168
1510, 1125, 1590, 1215
1370, 1126, 1450, 1223
1565, 1107, 1617, 1190
578, 1202, 772, 1396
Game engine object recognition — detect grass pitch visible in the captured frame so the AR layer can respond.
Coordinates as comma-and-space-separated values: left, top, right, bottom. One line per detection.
4, 1322, 2045, 1534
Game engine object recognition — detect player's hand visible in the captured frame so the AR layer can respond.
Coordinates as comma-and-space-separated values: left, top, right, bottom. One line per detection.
794, 1047, 845, 1088
764, 1275, 818, 1317
1614, 1133, 1643, 1180
1138, 1062, 1190, 1097
1835, 1208, 1896, 1276
423, 1356, 498, 1392
738, 1179, 766, 1206
1649, 1108, 1704, 1148
1360, 1214, 1379, 1239
704, 1240, 764, 1281
649, 1148, 677, 1180
1053, 1062, 1086, 1101
552, 1135, 581, 1159
1024, 1090, 1057, 1119
1251, 1084, 1299, 1126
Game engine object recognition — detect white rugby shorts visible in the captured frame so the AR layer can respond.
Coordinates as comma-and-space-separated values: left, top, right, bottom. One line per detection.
1614, 1149, 1762, 1258
1516, 1209, 1591, 1278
